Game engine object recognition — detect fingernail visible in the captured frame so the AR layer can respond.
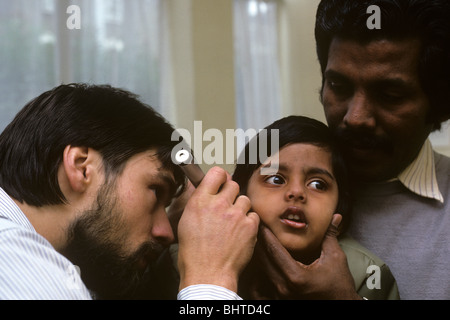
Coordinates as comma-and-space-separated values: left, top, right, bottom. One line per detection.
332, 214, 342, 227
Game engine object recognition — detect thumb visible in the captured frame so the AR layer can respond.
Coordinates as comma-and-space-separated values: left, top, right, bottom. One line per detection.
321, 213, 342, 254
325, 213, 342, 238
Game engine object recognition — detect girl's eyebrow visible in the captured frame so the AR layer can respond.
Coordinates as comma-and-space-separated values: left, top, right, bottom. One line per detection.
261, 162, 335, 180
260, 162, 284, 172
305, 167, 335, 181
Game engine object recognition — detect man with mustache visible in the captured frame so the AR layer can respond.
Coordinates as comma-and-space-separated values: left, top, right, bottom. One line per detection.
257, 0, 450, 299
0, 84, 258, 299
317, 0, 450, 299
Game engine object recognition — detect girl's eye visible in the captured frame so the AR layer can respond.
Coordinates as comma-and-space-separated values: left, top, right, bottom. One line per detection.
265, 175, 285, 185
308, 180, 327, 191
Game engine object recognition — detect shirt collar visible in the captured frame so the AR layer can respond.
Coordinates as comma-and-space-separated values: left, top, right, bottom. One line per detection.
397, 139, 444, 203
0, 187, 36, 231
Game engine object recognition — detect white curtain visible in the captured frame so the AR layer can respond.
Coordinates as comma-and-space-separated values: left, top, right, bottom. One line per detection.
0, 0, 171, 132
233, 0, 281, 131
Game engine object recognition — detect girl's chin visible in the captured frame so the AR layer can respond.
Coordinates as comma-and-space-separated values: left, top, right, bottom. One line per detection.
283, 245, 321, 265
271, 230, 322, 264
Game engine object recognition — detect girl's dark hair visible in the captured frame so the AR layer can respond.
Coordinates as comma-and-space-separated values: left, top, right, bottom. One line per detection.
232, 115, 351, 231
315, 0, 450, 130
0, 83, 185, 207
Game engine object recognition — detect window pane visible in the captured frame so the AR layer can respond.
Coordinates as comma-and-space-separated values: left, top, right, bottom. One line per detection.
233, 0, 282, 131
0, 0, 165, 132
0, 0, 58, 131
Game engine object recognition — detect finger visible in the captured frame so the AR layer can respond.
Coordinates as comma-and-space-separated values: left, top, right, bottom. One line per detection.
218, 179, 240, 202
167, 181, 195, 238
259, 225, 305, 274
196, 166, 228, 195
246, 212, 260, 240
168, 181, 194, 217
324, 213, 342, 238
321, 213, 343, 254
233, 195, 251, 212
246, 210, 260, 223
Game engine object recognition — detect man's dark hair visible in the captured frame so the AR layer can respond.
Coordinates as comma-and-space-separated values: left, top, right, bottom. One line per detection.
232, 115, 351, 232
315, 0, 450, 130
0, 83, 185, 207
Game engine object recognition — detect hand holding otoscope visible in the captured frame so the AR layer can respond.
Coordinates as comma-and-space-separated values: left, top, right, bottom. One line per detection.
172, 147, 259, 293
167, 147, 206, 241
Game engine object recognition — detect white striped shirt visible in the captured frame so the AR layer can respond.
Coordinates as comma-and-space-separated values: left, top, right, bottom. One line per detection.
0, 187, 92, 300
177, 284, 242, 300
398, 139, 444, 203
0, 188, 240, 300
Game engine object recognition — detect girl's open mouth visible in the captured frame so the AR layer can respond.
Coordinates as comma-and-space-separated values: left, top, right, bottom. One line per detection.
280, 207, 307, 230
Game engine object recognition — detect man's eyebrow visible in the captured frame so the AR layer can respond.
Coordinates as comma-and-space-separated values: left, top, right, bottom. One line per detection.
324, 69, 350, 81
152, 170, 177, 195
146, 152, 177, 187
373, 78, 414, 90
325, 69, 413, 88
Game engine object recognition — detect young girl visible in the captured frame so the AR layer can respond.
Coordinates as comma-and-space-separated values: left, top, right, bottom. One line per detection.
233, 115, 399, 299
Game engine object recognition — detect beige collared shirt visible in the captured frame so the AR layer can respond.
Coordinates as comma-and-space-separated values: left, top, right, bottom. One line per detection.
397, 139, 444, 203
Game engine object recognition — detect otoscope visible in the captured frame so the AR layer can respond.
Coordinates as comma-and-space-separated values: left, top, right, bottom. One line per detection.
174, 148, 205, 188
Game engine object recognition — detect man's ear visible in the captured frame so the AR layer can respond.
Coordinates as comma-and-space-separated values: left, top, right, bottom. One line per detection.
62, 145, 93, 193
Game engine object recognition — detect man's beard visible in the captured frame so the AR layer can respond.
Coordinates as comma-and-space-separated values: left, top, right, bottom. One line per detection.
332, 127, 396, 182
61, 183, 165, 299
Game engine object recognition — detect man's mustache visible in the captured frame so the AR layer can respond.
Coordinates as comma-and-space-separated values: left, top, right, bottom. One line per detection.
134, 240, 166, 267
334, 128, 394, 153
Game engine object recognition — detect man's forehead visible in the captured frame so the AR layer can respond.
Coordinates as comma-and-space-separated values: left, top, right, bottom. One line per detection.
328, 37, 421, 63
122, 150, 175, 181
326, 37, 422, 80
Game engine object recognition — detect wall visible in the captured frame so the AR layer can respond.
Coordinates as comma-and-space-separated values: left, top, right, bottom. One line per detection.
279, 0, 323, 122
166, 0, 236, 172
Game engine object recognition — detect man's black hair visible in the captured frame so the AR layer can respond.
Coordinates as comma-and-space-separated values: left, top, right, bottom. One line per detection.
0, 83, 185, 206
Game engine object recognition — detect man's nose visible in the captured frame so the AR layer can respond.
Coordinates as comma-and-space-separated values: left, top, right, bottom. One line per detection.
151, 207, 175, 246
343, 92, 376, 130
